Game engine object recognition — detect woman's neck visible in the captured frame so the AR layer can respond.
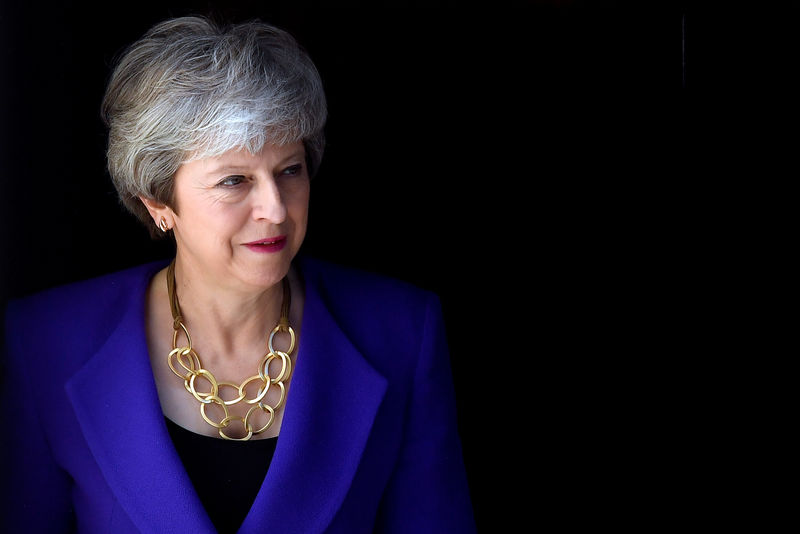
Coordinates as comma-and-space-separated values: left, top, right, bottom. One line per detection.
170, 256, 286, 368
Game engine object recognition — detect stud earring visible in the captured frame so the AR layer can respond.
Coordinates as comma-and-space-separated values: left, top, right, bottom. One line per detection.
159, 216, 169, 232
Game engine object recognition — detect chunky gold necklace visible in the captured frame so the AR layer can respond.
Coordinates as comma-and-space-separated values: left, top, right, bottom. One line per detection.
165, 259, 296, 441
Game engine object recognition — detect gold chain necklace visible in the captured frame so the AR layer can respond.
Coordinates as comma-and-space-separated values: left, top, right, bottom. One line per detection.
165, 259, 296, 441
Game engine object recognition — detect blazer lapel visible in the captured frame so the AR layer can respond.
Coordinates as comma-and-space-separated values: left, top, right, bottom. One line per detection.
65, 263, 215, 534
239, 259, 388, 534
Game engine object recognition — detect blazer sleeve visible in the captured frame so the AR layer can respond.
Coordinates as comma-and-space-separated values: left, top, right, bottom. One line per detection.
1, 302, 75, 533
374, 294, 476, 533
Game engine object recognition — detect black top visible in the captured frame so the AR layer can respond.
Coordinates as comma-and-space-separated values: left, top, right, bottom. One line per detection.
165, 417, 278, 534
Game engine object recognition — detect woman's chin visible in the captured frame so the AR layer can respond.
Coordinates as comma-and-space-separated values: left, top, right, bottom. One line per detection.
236, 259, 293, 289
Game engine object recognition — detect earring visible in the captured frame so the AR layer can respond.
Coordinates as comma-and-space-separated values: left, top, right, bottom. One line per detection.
159, 216, 169, 232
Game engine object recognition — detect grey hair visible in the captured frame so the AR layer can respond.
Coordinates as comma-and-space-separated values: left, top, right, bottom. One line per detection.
101, 16, 327, 237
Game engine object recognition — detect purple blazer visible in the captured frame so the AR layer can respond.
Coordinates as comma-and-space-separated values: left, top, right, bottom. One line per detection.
1, 256, 475, 533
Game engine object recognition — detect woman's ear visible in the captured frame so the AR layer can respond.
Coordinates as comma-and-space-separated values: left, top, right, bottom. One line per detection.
138, 196, 174, 231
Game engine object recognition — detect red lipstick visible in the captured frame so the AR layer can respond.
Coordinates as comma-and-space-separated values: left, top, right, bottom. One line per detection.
243, 235, 287, 253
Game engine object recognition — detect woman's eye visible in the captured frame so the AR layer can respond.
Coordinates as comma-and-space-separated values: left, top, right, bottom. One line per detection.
218, 175, 245, 187
281, 164, 303, 177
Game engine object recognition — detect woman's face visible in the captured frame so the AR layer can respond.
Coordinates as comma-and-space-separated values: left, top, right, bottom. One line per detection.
169, 141, 309, 292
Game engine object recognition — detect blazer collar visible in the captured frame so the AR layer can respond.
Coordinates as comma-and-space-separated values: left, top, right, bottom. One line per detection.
66, 258, 388, 534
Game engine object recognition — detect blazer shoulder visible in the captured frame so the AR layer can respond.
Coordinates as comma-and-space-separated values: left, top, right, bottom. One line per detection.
299, 255, 438, 314
298, 256, 445, 377
6, 261, 165, 322
4, 260, 167, 362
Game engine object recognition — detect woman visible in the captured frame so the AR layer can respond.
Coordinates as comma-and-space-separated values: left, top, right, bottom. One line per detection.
1, 16, 474, 534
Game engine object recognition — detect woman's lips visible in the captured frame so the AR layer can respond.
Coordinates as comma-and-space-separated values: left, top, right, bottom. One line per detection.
243, 235, 287, 253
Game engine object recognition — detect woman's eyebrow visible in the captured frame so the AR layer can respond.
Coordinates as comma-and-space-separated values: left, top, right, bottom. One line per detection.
206, 151, 306, 176
205, 164, 250, 176
275, 150, 306, 165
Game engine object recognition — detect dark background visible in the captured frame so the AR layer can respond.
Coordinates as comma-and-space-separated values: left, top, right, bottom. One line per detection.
1, 0, 691, 529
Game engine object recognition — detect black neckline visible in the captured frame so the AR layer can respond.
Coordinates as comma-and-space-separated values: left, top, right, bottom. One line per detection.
164, 416, 279, 534
164, 416, 278, 445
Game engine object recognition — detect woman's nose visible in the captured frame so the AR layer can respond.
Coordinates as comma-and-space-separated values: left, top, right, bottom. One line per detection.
251, 177, 287, 223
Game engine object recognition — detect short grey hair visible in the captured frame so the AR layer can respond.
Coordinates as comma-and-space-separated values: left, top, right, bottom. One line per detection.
101, 16, 327, 237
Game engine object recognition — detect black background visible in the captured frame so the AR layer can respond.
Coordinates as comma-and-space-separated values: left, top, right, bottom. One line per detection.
1, 1, 691, 529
